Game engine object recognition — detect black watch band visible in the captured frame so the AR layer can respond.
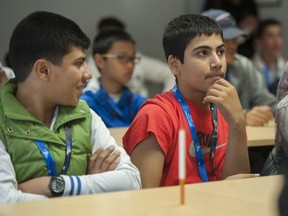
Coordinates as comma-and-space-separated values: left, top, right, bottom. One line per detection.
49, 176, 65, 197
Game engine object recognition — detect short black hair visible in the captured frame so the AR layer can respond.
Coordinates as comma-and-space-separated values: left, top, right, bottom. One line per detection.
9, 11, 90, 83
97, 17, 126, 32
256, 18, 282, 39
162, 14, 223, 63
92, 29, 135, 55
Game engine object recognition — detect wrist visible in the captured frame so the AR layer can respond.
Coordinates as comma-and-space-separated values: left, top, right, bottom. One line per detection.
49, 176, 65, 197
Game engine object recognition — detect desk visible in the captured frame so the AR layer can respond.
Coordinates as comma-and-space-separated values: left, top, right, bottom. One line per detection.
246, 122, 275, 147
109, 125, 276, 148
0, 175, 283, 216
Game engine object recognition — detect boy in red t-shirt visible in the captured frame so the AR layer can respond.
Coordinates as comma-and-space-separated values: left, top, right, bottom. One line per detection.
123, 14, 252, 188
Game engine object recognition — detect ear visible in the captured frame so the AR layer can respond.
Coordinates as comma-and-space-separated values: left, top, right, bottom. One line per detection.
94, 54, 105, 71
34, 59, 50, 81
167, 55, 181, 76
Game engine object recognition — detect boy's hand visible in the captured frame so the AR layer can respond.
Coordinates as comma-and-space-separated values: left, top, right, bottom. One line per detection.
87, 145, 121, 174
203, 78, 244, 124
245, 106, 274, 126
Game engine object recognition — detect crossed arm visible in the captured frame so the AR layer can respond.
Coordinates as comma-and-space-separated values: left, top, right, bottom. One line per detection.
0, 110, 141, 203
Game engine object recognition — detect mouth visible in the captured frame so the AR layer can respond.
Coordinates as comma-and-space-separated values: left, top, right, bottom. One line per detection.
76, 84, 87, 91
207, 73, 224, 79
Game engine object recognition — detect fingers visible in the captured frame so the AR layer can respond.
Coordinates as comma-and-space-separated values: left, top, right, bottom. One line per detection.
204, 78, 244, 124
88, 145, 121, 174
245, 106, 274, 126
203, 78, 237, 105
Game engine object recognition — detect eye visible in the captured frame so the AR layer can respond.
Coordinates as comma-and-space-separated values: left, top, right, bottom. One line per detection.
197, 50, 208, 57
116, 55, 126, 63
75, 60, 84, 68
217, 48, 225, 56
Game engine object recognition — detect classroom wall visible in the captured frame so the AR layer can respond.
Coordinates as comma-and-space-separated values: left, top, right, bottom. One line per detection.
1, 0, 287, 65
0, 0, 188, 64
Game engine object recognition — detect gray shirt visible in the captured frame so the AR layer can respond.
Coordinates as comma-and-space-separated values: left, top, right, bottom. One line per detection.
227, 54, 277, 113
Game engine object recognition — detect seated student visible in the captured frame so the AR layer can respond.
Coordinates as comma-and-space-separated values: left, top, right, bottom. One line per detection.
253, 18, 286, 95
86, 17, 175, 98
81, 30, 146, 128
202, 9, 277, 126
123, 14, 252, 188
0, 11, 141, 203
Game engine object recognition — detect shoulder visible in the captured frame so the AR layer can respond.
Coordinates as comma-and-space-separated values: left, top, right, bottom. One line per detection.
141, 91, 177, 113
234, 54, 254, 66
233, 54, 259, 75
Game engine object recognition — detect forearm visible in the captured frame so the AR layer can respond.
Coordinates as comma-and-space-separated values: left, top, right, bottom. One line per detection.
18, 176, 51, 197
221, 118, 250, 179
62, 169, 141, 196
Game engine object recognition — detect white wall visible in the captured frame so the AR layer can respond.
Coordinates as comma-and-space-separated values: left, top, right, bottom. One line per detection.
1, 0, 287, 65
0, 0, 188, 64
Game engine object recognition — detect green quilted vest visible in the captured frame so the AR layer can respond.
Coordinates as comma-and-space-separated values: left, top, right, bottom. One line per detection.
0, 79, 92, 183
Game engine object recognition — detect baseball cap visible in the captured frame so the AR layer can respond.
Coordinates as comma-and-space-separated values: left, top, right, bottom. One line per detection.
201, 9, 246, 40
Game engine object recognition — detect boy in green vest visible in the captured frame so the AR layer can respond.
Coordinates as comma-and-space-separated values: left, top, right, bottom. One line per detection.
0, 11, 141, 203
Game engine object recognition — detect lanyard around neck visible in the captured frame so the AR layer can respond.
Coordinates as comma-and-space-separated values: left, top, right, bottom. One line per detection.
34, 123, 72, 176
264, 64, 273, 86
172, 85, 218, 182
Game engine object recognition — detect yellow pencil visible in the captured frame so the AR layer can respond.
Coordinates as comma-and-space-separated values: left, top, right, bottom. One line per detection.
178, 129, 186, 205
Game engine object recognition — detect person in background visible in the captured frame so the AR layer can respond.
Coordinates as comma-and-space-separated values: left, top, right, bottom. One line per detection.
253, 18, 286, 95
123, 14, 252, 188
86, 16, 175, 98
202, 9, 277, 127
203, 0, 259, 59
81, 30, 146, 128
0, 11, 141, 203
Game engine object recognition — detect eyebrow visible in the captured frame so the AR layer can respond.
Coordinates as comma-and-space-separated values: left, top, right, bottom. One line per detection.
74, 57, 86, 62
192, 44, 225, 52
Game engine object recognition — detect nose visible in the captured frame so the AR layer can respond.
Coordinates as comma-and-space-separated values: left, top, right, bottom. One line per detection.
210, 54, 223, 70
83, 63, 92, 80
126, 60, 136, 70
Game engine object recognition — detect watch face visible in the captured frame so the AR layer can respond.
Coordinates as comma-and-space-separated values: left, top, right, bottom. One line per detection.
50, 176, 65, 196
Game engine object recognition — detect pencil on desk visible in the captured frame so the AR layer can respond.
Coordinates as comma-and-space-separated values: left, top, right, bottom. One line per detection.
178, 128, 186, 205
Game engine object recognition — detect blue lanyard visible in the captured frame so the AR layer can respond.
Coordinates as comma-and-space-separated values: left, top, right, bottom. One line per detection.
34, 123, 72, 176
224, 70, 230, 82
264, 64, 272, 86
172, 85, 218, 182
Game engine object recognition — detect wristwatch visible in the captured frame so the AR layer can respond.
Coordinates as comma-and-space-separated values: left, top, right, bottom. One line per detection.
49, 176, 65, 197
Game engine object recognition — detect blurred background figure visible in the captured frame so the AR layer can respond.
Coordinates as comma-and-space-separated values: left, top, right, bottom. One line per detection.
81, 30, 146, 128
203, 0, 259, 59
253, 18, 286, 95
86, 16, 174, 98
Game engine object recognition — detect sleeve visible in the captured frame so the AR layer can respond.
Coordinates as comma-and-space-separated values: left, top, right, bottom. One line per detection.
123, 102, 174, 156
276, 63, 288, 101
245, 59, 278, 113
275, 95, 288, 158
61, 109, 141, 196
139, 54, 175, 92
0, 141, 48, 203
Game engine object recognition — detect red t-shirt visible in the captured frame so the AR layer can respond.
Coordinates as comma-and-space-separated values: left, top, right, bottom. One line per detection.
123, 91, 228, 186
